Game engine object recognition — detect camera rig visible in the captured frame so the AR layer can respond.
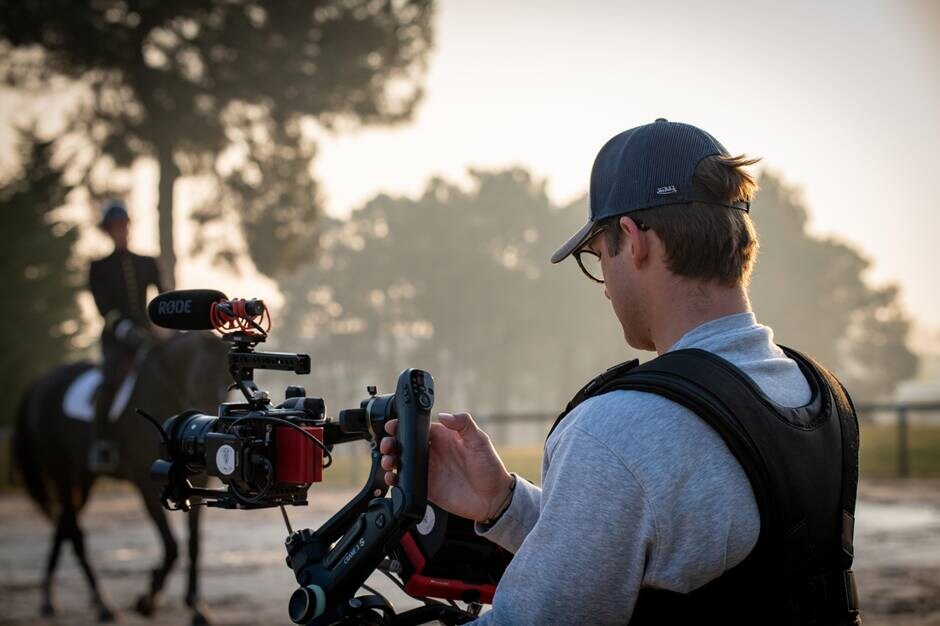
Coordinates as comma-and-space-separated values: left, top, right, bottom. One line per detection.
145, 292, 510, 625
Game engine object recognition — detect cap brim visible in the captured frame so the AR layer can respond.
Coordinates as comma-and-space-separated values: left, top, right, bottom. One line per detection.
550, 220, 595, 264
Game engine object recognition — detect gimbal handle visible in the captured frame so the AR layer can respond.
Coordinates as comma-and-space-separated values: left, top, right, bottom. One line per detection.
286, 369, 433, 624
391, 369, 432, 520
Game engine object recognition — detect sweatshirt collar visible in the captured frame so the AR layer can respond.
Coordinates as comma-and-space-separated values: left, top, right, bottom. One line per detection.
667, 311, 757, 353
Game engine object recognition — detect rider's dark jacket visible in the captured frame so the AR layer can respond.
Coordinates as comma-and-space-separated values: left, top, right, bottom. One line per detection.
89, 250, 164, 333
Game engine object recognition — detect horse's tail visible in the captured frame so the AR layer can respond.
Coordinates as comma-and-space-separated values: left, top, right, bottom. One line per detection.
13, 384, 51, 518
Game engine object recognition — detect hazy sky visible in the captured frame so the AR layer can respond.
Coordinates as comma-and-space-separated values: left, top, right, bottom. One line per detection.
2, 1, 938, 347
312, 0, 940, 341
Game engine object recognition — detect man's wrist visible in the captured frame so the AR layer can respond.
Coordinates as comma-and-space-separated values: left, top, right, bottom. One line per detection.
480, 473, 516, 526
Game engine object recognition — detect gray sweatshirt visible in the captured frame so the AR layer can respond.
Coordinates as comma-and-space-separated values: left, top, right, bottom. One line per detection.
472, 312, 812, 624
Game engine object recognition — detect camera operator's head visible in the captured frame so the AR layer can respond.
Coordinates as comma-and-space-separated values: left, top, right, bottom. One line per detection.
552, 119, 760, 354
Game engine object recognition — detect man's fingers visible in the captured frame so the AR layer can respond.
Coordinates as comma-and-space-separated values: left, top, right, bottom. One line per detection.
380, 454, 397, 471
385, 419, 398, 436
379, 436, 396, 455
384, 471, 397, 486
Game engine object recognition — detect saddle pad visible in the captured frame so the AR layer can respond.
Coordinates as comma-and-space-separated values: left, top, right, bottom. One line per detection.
63, 367, 138, 422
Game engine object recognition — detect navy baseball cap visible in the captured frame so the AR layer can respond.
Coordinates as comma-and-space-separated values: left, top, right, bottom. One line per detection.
99, 199, 129, 229
551, 118, 749, 264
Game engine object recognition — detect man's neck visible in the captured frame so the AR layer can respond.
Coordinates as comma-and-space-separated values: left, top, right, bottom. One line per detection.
650, 283, 751, 355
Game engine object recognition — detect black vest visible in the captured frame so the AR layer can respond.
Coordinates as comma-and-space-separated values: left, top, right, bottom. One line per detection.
549, 346, 861, 625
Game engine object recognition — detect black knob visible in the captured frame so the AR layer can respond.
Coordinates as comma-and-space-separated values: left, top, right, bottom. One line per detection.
285, 385, 306, 399
417, 393, 432, 409
302, 397, 326, 420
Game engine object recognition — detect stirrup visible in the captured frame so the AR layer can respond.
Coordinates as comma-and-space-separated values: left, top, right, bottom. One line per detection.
88, 440, 120, 474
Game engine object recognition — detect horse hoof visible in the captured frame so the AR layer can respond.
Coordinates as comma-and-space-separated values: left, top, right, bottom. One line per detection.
40, 600, 57, 617
135, 594, 155, 617
98, 605, 119, 622
190, 600, 213, 626
192, 609, 212, 626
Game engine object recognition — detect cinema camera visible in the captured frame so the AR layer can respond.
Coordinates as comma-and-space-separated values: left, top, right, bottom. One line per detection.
144, 290, 510, 626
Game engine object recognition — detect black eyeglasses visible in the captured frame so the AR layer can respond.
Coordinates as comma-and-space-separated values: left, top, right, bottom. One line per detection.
574, 226, 607, 283
574, 218, 650, 284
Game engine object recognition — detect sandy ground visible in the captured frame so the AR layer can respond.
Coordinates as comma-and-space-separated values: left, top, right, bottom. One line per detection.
0, 480, 938, 625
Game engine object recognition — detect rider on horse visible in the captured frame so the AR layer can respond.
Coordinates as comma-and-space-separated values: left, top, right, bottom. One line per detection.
88, 200, 165, 473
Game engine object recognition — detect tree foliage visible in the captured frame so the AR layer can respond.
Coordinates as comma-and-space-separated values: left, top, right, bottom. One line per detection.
279, 168, 916, 415
0, 0, 435, 279
0, 133, 82, 425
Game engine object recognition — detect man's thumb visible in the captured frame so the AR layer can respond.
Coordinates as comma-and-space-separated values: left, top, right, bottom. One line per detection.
438, 412, 480, 438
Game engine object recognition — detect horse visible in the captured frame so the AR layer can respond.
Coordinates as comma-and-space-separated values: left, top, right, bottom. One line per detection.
13, 331, 230, 624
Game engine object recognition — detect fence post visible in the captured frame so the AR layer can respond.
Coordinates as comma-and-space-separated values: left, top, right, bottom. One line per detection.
897, 406, 909, 478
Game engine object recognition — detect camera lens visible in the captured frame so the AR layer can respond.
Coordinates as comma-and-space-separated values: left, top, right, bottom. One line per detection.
164, 411, 217, 466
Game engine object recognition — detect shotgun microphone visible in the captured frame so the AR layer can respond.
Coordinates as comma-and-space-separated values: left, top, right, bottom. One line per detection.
148, 289, 228, 330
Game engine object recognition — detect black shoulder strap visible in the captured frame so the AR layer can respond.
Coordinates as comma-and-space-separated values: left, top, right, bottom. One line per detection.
548, 358, 639, 440
777, 346, 859, 567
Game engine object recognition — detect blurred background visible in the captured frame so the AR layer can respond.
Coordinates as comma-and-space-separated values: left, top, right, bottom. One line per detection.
0, 1, 938, 624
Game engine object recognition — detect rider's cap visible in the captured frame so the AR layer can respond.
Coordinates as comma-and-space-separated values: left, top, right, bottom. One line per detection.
99, 199, 130, 229
550, 118, 749, 264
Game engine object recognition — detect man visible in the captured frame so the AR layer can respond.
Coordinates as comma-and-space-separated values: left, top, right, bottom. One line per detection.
88, 200, 165, 473
380, 119, 860, 624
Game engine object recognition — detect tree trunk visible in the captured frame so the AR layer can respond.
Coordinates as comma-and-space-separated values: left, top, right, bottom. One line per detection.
156, 142, 178, 289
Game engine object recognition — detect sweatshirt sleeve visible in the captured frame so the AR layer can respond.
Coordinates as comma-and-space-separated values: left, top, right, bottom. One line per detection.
469, 425, 657, 625
475, 475, 541, 553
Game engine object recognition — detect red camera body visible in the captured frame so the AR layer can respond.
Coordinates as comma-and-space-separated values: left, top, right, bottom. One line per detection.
275, 426, 324, 484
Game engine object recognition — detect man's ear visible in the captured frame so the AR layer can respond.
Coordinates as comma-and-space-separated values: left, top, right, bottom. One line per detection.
619, 215, 649, 268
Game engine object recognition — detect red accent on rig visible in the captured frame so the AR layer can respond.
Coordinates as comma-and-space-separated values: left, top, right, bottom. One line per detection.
274, 426, 323, 484
401, 532, 427, 571
404, 574, 496, 605
400, 533, 497, 604
210, 297, 272, 336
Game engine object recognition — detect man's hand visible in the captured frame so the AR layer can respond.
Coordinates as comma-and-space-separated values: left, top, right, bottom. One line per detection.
380, 412, 513, 523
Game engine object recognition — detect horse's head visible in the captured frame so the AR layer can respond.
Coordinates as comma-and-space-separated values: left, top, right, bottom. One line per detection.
147, 331, 231, 415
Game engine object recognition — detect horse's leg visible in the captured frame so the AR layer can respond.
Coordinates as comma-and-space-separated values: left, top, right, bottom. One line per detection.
53, 484, 115, 622
185, 506, 212, 626
63, 513, 117, 622
40, 516, 67, 616
135, 484, 178, 617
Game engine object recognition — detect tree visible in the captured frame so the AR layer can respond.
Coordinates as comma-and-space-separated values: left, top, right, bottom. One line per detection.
0, 133, 82, 425
749, 172, 918, 401
0, 0, 435, 281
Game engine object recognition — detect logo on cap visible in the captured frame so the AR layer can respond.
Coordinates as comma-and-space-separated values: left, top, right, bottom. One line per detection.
656, 185, 678, 195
